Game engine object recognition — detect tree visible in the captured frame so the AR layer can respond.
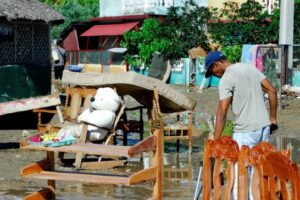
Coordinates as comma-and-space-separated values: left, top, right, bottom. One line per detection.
209, 0, 279, 46
121, 0, 211, 67
38, 0, 99, 39
161, 0, 211, 59
121, 18, 171, 68
208, 0, 280, 62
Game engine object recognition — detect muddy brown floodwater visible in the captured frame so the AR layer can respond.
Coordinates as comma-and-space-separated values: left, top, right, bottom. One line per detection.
0, 86, 299, 199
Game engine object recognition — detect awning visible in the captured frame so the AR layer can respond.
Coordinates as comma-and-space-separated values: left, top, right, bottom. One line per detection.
81, 22, 139, 37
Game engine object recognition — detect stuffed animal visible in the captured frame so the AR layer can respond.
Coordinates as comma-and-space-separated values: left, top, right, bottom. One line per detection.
77, 87, 121, 141
56, 88, 121, 142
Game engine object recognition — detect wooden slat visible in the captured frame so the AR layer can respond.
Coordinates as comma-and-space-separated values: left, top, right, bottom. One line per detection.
21, 159, 50, 176
128, 166, 157, 185
164, 127, 189, 131
23, 171, 130, 185
128, 135, 157, 157
164, 136, 189, 140
0, 92, 61, 116
21, 143, 132, 157
81, 160, 126, 170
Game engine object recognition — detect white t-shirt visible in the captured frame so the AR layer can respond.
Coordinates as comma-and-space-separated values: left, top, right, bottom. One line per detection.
219, 63, 270, 133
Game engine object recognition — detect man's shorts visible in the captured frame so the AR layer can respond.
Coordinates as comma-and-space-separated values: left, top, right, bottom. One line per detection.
54, 65, 64, 80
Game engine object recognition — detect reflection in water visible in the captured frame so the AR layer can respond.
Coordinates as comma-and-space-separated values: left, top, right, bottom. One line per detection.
2, 136, 299, 199
270, 134, 300, 168
2, 129, 300, 199
1, 151, 201, 199
164, 153, 193, 180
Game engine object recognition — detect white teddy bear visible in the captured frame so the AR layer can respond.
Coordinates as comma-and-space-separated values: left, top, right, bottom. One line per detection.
77, 87, 121, 141
57, 87, 121, 141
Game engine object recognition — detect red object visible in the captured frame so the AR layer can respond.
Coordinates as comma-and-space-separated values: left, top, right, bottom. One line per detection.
28, 134, 42, 142
81, 22, 139, 37
64, 29, 79, 51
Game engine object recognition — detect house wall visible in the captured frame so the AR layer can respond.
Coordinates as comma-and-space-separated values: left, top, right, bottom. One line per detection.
0, 22, 51, 66
208, 0, 278, 13
208, 0, 247, 9
0, 21, 52, 103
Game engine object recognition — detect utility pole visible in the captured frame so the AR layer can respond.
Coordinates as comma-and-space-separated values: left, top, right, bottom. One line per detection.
279, 0, 294, 85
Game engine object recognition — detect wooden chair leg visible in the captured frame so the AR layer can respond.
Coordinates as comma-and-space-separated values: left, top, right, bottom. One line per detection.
47, 151, 55, 189
123, 130, 128, 146
189, 138, 192, 154
153, 128, 163, 200
74, 124, 88, 168
24, 187, 55, 200
176, 140, 180, 152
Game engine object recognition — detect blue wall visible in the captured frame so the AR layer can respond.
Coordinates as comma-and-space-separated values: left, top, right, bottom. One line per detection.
169, 57, 220, 86
292, 70, 300, 86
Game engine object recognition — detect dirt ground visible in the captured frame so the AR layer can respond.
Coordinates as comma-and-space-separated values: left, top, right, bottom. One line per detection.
0, 86, 299, 199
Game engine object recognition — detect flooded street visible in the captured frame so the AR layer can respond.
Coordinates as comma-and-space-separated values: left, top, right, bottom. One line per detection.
0, 86, 300, 199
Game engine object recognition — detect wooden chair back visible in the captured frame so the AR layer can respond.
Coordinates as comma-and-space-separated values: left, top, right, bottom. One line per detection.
163, 111, 193, 153
202, 136, 239, 200
248, 142, 277, 200
151, 86, 164, 200
147, 86, 163, 134
63, 86, 97, 121
104, 100, 126, 145
259, 151, 300, 200
74, 88, 126, 168
237, 145, 251, 200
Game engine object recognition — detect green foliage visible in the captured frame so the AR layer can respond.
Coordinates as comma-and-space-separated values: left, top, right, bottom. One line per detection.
221, 120, 233, 137
161, 0, 211, 59
38, 0, 99, 39
208, 0, 280, 62
120, 0, 211, 67
121, 18, 171, 67
209, 0, 280, 46
238, 0, 263, 20
222, 45, 242, 63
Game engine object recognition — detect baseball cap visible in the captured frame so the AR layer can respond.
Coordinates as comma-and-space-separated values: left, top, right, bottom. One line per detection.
204, 51, 225, 78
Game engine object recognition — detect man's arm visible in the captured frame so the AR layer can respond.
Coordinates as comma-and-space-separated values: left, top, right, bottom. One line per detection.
261, 78, 277, 124
214, 97, 231, 138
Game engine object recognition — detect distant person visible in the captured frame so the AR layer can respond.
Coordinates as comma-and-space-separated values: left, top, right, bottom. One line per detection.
204, 51, 278, 199
52, 38, 66, 90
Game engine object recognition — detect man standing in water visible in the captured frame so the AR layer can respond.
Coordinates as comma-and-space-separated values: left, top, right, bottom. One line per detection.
204, 51, 278, 199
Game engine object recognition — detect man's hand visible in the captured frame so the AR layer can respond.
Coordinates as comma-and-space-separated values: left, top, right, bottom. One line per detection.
270, 123, 278, 134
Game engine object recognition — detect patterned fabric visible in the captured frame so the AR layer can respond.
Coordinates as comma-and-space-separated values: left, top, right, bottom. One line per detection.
241, 45, 263, 72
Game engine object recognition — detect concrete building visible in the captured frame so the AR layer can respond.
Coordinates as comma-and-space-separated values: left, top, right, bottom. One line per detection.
100, 0, 208, 17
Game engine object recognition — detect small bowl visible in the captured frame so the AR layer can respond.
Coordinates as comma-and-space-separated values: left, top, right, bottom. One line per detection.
68, 65, 83, 72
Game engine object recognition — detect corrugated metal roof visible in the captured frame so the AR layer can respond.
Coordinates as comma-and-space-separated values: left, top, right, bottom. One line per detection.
81, 22, 139, 37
